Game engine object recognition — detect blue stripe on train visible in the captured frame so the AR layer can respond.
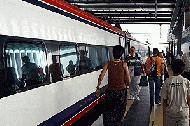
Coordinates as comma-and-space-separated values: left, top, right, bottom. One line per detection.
38, 93, 96, 126
38, 86, 107, 126
22, 0, 119, 36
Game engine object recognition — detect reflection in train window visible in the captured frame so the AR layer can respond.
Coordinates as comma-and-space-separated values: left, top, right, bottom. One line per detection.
60, 44, 78, 77
108, 47, 114, 60
101, 47, 109, 65
5, 42, 47, 90
78, 45, 92, 74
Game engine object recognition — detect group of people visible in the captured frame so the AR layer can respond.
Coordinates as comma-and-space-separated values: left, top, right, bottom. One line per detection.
20, 49, 92, 87
96, 45, 190, 126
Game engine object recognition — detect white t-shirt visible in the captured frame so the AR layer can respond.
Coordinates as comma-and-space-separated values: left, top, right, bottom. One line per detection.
161, 75, 190, 117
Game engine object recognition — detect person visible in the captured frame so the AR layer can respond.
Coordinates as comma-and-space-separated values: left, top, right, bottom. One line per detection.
66, 60, 76, 76
161, 59, 190, 126
96, 45, 131, 126
49, 55, 64, 83
21, 56, 40, 87
78, 50, 91, 74
182, 52, 190, 81
176, 51, 183, 59
158, 52, 169, 84
125, 46, 144, 101
145, 48, 164, 106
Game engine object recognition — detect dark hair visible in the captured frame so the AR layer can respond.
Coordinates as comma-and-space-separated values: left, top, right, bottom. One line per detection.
52, 55, 57, 63
22, 56, 30, 63
171, 59, 185, 75
130, 46, 135, 49
113, 45, 124, 59
153, 48, 159, 56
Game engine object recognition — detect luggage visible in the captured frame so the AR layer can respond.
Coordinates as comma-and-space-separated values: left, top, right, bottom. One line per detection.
139, 76, 148, 86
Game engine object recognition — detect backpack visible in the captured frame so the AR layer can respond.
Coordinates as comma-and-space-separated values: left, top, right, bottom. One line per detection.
145, 56, 157, 76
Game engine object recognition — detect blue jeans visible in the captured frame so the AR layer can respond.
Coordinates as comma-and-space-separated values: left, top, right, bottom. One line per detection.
148, 76, 161, 105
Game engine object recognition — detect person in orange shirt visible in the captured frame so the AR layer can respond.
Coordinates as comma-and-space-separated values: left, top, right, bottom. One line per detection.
145, 48, 164, 107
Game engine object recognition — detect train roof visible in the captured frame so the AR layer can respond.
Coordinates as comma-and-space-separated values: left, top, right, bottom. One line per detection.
24, 0, 125, 36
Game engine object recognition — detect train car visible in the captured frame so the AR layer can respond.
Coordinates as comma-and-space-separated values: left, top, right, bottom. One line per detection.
0, 0, 126, 126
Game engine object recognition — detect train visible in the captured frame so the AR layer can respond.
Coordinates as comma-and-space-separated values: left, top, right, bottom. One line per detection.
0, 1, 148, 126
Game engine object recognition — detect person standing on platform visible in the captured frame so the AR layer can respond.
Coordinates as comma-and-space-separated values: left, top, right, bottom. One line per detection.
125, 46, 144, 101
182, 52, 190, 81
96, 45, 131, 126
145, 48, 164, 106
161, 59, 190, 126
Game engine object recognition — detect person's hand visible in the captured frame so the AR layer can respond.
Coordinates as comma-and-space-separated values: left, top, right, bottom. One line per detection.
95, 87, 100, 97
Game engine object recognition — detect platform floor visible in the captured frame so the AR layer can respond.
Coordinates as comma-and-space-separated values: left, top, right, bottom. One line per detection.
91, 66, 174, 126
92, 86, 164, 126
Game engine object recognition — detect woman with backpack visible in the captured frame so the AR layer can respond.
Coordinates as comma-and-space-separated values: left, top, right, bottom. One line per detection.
145, 48, 164, 107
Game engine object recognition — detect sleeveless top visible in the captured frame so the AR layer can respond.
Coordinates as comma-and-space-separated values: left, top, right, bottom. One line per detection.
107, 60, 126, 90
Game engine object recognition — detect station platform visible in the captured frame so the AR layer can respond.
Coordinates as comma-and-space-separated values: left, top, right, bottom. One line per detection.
73, 66, 174, 126
91, 86, 164, 126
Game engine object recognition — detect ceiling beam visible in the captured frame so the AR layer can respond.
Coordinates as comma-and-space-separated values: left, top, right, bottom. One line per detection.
90, 10, 173, 14
72, 3, 175, 8
108, 18, 171, 23
94, 13, 172, 17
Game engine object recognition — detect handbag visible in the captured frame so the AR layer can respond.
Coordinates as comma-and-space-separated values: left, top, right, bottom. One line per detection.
139, 76, 148, 86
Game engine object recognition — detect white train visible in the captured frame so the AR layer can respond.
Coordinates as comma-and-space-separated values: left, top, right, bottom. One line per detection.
0, 1, 149, 126
0, 0, 127, 126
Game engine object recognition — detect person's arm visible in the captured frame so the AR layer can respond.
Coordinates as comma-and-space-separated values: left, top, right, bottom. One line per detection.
123, 62, 131, 86
161, 58, 165, 75
96, 63, 108, 97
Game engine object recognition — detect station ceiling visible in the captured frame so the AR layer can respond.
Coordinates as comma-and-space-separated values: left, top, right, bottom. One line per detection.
66, 0, 176, 24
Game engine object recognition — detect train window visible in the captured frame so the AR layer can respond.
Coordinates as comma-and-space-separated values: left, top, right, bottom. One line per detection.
96, 47, 109, 67
77, 45, 92, 74
60, 44, 78, 77
88, 46, 100, 70
5, 42, 47, 90
108, 47, 114, 60
102, 47, 109, 64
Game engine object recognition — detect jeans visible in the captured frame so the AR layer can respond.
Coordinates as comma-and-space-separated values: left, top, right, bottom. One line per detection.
148, 76, 161, 105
